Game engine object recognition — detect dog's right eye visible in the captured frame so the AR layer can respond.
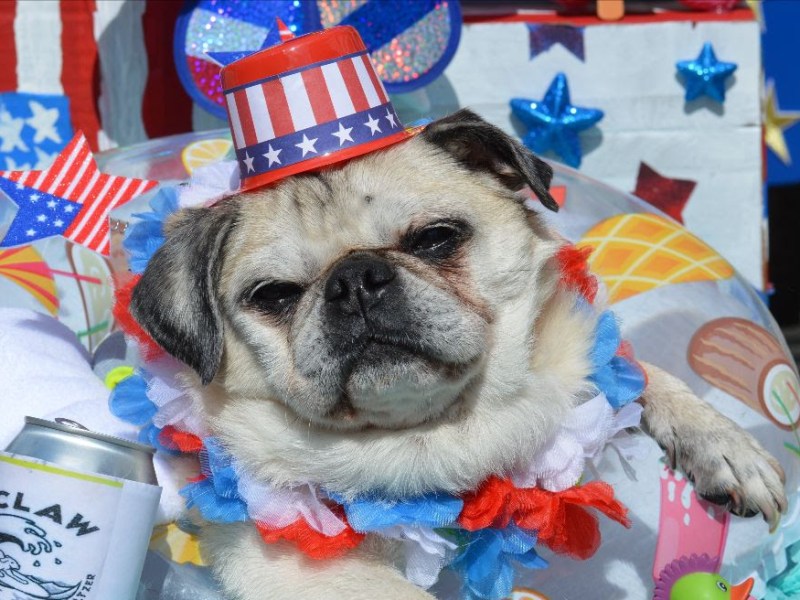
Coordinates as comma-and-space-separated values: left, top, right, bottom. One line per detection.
247, 281, 304, 316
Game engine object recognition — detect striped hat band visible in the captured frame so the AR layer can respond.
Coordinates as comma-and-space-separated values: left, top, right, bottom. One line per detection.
221, 27, 413, 191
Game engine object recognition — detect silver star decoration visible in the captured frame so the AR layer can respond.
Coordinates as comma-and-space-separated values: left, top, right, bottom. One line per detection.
332, 122, 354, 146
364, 114, 381, 136
243, 152, 255, 173
263, 144, 282, 167
385, 109, 397, 128
295, 134, 318, 157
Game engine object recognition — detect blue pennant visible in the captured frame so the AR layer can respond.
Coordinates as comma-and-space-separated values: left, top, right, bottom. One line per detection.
0, 177, 80, 247
527, 25, 584, 61
676, 43, 737, 104
510, 73, 603, 168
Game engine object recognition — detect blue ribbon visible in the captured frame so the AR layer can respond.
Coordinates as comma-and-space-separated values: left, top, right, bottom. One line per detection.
181, 437, 248, 523
589, 311, 647, 409
451, 526, 548, 600
339, 492, 463, 532
123, 187, 178, 275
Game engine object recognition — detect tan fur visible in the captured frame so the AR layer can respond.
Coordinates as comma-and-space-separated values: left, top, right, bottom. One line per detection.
133, 123, 787, 600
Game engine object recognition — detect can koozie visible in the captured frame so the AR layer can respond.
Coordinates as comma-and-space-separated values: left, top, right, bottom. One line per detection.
0, 452, 161, 599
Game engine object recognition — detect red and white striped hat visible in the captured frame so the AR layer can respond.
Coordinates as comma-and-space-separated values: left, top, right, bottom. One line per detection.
221, 26, 415, 191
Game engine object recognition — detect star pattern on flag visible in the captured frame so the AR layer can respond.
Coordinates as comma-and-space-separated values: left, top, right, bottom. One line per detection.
364, 114, 382, 136
676, 43, 737, 104
263, 144, 282, 166
332, 122, 354, 146
233, 105, 403, 178
632, 162, 696, 224
0, 131, 157, 256
243, 151, 255, 172
295, 134, 318, 157
27, 101, 62, 145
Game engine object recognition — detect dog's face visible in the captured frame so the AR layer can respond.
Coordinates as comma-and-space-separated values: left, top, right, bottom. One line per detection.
131, 111, 568, 471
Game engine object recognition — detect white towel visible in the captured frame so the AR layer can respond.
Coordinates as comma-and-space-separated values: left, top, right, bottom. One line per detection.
0, 308, 188, 523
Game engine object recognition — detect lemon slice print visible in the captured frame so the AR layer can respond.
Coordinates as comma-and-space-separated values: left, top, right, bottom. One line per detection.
181, 138, 234, 175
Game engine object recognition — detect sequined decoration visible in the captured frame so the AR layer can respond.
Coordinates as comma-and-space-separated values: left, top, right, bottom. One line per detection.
319, 1, 454, 88
317, 0, 364, 27
183, 1, 313, 110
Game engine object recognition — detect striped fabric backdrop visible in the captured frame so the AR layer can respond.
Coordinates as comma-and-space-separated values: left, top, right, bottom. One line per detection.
0, 0, 200, 152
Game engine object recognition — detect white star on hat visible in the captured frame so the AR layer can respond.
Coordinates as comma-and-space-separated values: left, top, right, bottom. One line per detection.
296, 134, 318, 157
385, 109, 397, 128
29, 194, 40, 202
36, 214, 46, 223
263, 144, 282, 167
364, 114, 381, 136
332, 122, 354, 146
243, 152, 255, 173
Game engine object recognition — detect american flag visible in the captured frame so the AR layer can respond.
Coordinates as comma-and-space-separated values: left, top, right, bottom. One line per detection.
0, 132, 157, 255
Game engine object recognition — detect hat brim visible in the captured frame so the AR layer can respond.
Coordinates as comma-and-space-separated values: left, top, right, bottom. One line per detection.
239, 126, 423, 192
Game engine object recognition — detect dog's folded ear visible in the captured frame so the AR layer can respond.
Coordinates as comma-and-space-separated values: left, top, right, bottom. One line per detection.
130, 203, 237, 385
422, 108, 558, 212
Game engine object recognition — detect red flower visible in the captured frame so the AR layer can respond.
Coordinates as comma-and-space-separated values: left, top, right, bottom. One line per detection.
556, 244, 598, 303
460, 477, 630, 560
256, 512, 365, 560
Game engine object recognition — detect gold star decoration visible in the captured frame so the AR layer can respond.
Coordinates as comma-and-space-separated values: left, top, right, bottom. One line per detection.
765, 81, 800, 166
745, 0, 764, 31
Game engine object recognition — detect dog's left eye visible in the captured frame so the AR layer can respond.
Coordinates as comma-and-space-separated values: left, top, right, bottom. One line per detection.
247, 281, 304, 316
403, 220, 470, 260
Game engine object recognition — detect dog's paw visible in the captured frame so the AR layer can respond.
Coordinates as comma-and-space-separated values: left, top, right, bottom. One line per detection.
656, 410, 787, 530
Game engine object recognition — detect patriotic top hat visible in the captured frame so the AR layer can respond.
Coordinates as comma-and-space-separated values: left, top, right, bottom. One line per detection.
222, 26, 413, 191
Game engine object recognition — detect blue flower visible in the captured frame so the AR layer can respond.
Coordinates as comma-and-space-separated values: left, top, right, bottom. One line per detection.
123, 187, 179, 274
451, 526, 548, 600
109, 373, 155, 425
589, 311, 646, 409
339, 492, 463, 532
181, 437, 248, 523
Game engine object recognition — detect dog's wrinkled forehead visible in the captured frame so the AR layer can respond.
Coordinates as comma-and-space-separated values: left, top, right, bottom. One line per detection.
224, 137, 510, 283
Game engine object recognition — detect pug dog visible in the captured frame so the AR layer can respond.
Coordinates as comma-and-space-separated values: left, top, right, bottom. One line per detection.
129, 110, 787, 600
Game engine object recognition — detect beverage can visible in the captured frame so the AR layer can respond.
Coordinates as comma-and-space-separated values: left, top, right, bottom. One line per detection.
0, 416, 162, 599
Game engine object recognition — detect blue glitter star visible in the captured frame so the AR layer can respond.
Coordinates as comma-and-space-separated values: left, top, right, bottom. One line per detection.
676, 43, 737, 104
510, 73, 603, 168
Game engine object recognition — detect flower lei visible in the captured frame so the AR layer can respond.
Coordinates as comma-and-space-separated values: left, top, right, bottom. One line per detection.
111, 181, 648, 600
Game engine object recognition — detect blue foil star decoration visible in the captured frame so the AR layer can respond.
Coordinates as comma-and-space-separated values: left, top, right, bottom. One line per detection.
676, 43, 737, 104
510, 73, 603, 168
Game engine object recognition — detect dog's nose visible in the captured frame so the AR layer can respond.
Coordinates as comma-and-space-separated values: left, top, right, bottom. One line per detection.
324, 253, 396, 316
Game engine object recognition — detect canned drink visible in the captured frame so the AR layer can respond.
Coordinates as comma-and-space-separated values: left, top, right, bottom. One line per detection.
1, 417, 162, 600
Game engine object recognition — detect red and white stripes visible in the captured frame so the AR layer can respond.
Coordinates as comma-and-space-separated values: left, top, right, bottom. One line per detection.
0, 133, 156, 255
225, 53, 389, 151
